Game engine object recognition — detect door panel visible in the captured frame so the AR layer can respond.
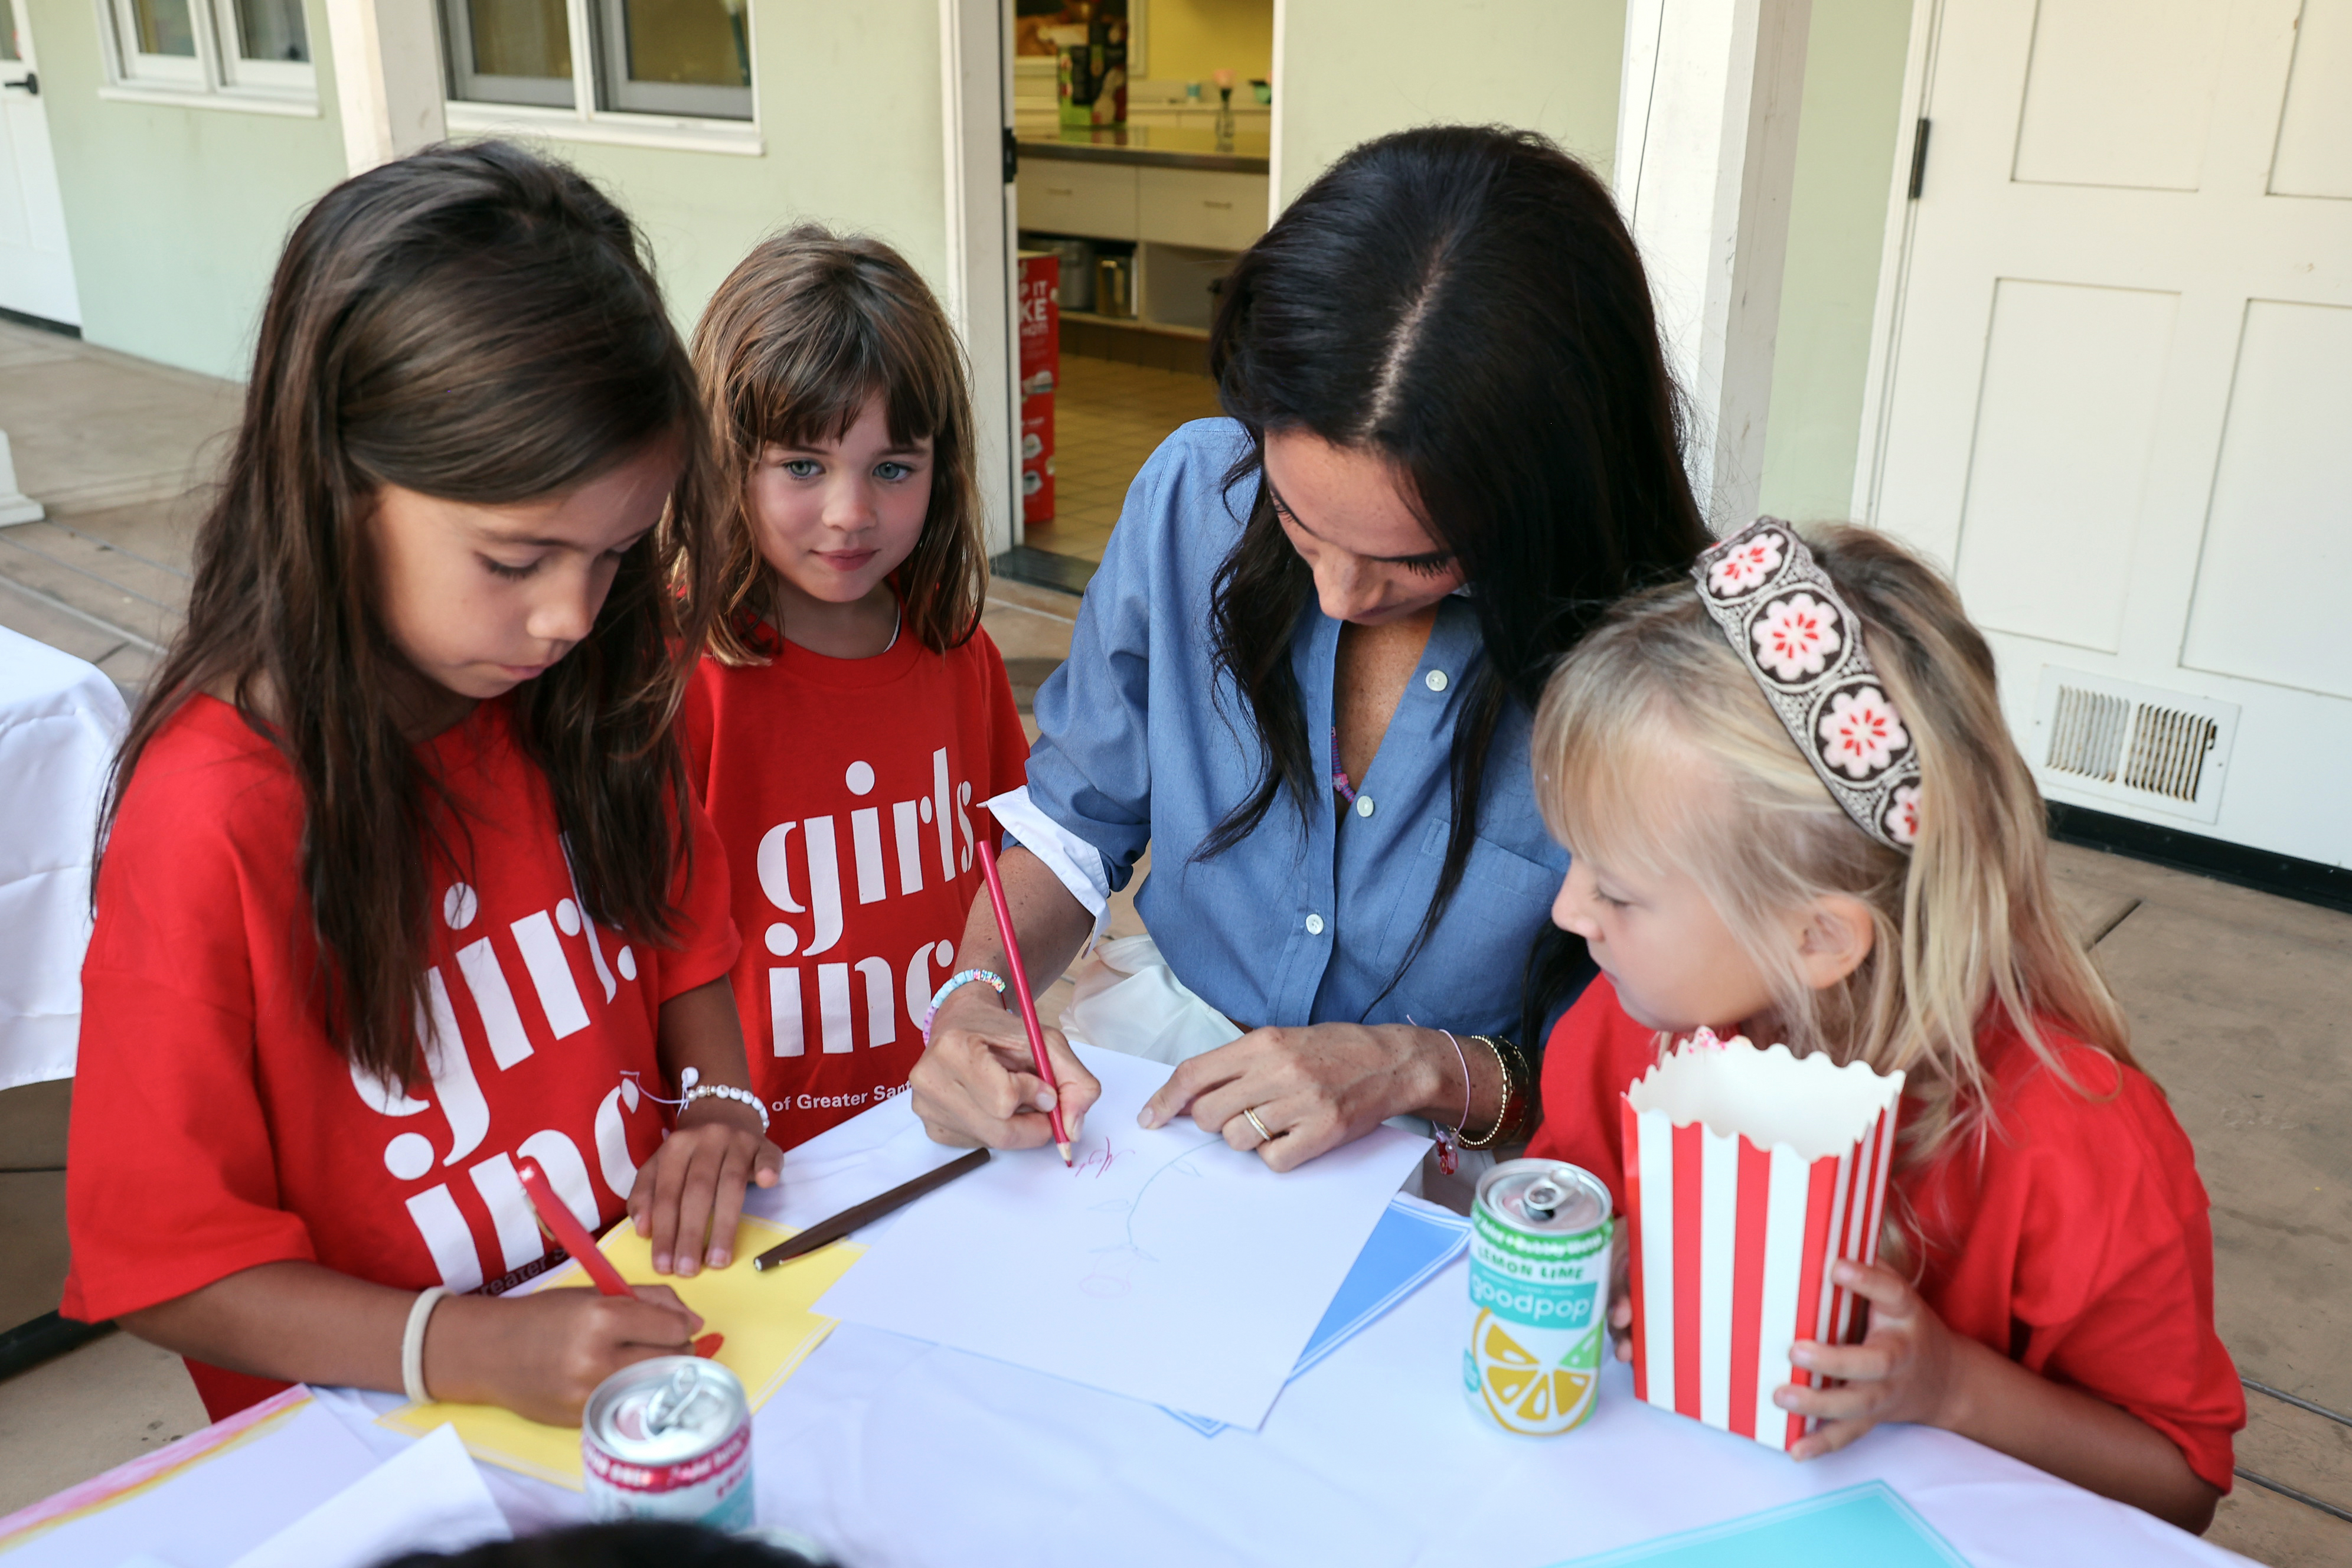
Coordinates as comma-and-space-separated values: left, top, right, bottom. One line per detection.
2269, 0, 2352, 198
1869, 0, 2352, 865
0, 0, 80, 325
2181, 299, 2352, 701
2012, 0, 2230, 191
1955, 279, 2177, 654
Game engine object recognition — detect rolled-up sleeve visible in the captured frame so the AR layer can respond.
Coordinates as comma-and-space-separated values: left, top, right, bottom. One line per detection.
1023, 424, 1246, 893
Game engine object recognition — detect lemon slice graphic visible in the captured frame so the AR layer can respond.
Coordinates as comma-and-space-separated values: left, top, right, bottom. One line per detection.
1474, 1311, 1598, 1432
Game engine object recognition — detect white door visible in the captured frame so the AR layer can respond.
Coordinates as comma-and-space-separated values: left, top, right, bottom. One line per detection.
0, 0, 81, 326
1862, 0, 2352, 868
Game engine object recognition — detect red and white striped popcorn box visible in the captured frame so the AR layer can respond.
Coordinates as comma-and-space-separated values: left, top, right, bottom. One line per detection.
1619, 1032, 1904, 1452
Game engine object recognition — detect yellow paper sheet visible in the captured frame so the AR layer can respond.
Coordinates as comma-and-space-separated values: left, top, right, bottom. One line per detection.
380, 1217, 861, 1488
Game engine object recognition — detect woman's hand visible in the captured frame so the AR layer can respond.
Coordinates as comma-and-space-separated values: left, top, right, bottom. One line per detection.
628, 1099, 780, 1276
429, 1285, 703, 1427
910, 984, 1102, 1151
1137, 1021, 1475, 1172
1776, 1259, 1961, 1459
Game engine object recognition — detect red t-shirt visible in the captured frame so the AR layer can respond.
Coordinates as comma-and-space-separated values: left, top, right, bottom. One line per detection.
1527, 975, 2244, 1494
64, 695, 738, 1420
684, 622, 1029, 1146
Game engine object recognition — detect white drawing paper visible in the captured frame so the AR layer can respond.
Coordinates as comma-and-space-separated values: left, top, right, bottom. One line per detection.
815, 1044, 1429, 1429
229, 1423, 510, 1568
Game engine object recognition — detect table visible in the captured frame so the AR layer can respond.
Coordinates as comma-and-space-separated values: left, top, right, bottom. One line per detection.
0, 625, 126, 1089
0, 1105, 2253, 1568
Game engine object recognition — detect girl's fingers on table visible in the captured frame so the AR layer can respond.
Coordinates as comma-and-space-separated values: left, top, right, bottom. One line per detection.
1788, 1416, 1876, 1461
1790, 1337, 1899, 1383
1775, 1374, 1893, 1424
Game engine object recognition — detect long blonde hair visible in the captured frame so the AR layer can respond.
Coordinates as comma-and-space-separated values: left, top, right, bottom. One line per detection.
1531, 524, 2134, 1174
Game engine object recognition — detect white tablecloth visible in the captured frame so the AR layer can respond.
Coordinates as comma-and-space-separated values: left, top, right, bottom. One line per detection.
0, 1103, 2254, 1568
0, 626, 126, 1089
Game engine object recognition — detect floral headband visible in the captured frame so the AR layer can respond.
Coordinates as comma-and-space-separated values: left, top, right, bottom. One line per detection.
1691, 519, 1921, 851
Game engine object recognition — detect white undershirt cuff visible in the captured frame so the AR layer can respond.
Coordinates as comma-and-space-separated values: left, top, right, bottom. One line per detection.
986, 785, 1113, 943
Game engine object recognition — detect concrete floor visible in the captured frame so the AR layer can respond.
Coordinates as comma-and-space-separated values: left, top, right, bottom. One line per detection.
1, 317, 2347, 1563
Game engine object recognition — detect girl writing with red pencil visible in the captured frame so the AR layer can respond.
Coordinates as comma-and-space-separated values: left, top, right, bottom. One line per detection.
63, 143, 779, 1426
1524, 521, 2242, 1531
682, 227, 1028, 1149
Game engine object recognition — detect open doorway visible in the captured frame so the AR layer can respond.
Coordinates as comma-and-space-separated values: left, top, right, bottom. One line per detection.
1002, 0, 1272, 586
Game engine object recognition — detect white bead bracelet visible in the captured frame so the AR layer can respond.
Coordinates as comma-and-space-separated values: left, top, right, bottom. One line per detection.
677, 1067, 770, 1135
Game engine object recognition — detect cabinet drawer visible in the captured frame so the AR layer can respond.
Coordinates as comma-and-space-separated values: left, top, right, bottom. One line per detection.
1138, 167, 1269, 251
1017, 161, 1139, 241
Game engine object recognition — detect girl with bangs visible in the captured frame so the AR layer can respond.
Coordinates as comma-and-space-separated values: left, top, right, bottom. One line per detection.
684, 226, 1027, 1148
1525, 521, 2242, 1531
66, 143, 778, 1425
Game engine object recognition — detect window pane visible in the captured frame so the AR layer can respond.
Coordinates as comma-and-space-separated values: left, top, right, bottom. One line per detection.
470, 0, 570, 80
1, 0, 20, 64
619, 0, 746, 89
233, 0, 308, 61
130, 0, 198, 56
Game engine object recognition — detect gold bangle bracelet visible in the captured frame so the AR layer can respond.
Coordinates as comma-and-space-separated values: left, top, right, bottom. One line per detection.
1455, 1033, 1515, 1149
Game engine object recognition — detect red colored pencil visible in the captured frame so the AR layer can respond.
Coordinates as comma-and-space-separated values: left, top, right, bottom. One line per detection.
517, 1157, 721, 1358
976, 839, 1073, 1165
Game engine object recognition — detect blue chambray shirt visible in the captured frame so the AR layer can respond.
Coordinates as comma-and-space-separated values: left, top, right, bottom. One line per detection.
1022, 419, 1568, 1037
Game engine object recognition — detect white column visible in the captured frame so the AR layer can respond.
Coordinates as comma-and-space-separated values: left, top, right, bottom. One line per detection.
939, 0, 1020, 556
0, 432, 41, 526
322, 0, 448, 176
1616, 0, 1812, 530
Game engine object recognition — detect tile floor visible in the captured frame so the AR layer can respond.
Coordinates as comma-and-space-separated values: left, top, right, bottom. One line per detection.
1020, 351, 1225, 564
2, 318, 2347, 1564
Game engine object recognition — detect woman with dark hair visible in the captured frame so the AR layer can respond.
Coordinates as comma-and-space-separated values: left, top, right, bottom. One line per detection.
910, 125, 1709, 1171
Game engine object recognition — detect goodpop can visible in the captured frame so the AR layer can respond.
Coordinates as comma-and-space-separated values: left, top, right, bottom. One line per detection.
583, 1357, 754, 1531
1464, 1159, 1613, 1435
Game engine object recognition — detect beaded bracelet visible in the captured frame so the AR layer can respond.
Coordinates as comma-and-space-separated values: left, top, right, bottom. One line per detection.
1455, 1034, 1518, 1149
922, 969, 1008, 1043
677, 1066, 770, 1135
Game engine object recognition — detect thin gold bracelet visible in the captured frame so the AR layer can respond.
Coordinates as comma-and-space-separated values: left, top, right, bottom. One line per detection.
1455, 1033, 1515, 1149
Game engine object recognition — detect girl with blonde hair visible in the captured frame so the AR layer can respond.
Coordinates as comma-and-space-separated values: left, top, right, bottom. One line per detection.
1524, 520, 2242, 1532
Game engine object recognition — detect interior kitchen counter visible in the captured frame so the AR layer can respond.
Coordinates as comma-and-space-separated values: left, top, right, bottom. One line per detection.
1019, 125, 1270, 175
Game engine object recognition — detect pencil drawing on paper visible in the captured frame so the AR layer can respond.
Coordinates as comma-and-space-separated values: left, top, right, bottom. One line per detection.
1076, 1133, 1223, 1298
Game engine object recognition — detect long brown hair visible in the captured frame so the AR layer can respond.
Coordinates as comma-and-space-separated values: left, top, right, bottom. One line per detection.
692, 224, 986, 662
1206, 125, 1710, 1034
1531, 524, 2136, 1182
96, 141, 726, 1086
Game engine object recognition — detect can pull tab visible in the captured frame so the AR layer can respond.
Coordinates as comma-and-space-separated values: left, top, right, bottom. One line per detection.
645, 1362, 701, 1437
1523, 1178, 1564, 1221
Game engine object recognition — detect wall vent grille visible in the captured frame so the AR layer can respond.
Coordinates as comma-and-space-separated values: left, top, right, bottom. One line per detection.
2031, 668, 2236, 825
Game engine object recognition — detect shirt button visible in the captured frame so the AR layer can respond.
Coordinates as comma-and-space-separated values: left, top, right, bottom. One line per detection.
1355, 795, 1374, 818
1426, 669, 1448, 692
1305, 913, 1326, 935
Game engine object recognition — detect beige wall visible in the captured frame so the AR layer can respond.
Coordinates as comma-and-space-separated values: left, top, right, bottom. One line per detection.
34, 0, 952, 383
1273, 0, 1625, 204
1759, 0, 1915, 523
1148, 0, 1274, 84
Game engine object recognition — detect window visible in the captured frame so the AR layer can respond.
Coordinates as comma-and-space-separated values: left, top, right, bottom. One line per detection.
443, 0, 752, 122
97, 0, 314, 103
2, 0, 22, 60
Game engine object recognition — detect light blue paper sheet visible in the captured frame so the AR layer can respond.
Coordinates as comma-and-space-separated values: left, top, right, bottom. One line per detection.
1162, 1195, 1471, 1436
1550, 1481, 1971, 1567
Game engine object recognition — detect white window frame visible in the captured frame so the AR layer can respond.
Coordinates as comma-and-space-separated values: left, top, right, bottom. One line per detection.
441, 0, 760, 154
95, 0, 319, 112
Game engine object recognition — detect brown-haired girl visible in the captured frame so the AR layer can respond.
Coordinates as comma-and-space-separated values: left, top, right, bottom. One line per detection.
64, 142, 779, 1426
683, 225, 1026, 1147
1525, 521, 2242, 1530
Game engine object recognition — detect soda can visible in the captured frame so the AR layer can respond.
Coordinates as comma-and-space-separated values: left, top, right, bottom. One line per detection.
1464, 1158, 1613, 1435
583, 1357, 754, 1532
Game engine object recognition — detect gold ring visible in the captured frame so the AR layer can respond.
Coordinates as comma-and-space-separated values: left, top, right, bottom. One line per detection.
1242, 1105, 1274, 1142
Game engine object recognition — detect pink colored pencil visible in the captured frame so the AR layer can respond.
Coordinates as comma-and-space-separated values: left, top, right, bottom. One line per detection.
517, 1157, 721, 1358
976, 839, 1073, 1165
